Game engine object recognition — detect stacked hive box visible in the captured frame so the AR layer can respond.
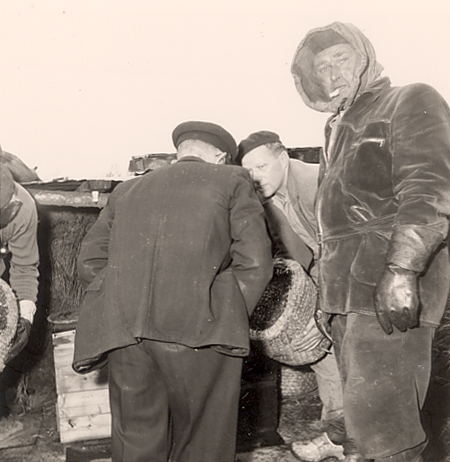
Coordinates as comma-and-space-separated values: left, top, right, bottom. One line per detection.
52, 329, 111, 443
31, 170, 286, 449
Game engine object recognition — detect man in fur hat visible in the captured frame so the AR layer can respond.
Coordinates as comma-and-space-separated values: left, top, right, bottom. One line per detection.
290, 22, 450, 462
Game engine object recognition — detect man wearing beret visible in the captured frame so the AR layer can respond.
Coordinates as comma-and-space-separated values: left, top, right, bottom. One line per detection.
0, 165, 39, 365
73, 121, 273, 462
237, 130, 357, 462
291, 22, 450, 462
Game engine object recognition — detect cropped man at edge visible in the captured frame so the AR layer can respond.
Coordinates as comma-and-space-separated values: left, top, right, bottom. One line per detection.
0, 165, 39, 365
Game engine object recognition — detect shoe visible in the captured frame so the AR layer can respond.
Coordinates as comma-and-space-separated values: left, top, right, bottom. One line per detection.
291, 432, 345, 461
343, 454, 373, 462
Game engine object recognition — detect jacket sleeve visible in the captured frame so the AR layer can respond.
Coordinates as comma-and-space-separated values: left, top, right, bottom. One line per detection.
77, 184, 122, 289
229, 169, 273, 314
7, 190, 39, 302
387, 83, 450, 272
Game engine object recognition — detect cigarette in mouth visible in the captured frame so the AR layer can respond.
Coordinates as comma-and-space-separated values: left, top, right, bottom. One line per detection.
330, 89, 340, 98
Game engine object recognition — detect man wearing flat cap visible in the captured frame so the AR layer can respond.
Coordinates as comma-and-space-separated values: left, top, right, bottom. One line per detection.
291, 22, 450, 462
73, 121, 273, 462
237, 130, 353, 462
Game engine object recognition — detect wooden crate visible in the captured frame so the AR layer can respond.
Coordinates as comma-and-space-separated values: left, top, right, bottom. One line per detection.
52, 330, 282, 449
52, 329, 111, 443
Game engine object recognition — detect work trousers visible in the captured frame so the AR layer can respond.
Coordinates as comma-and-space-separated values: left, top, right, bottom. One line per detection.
331, 313, 434, 462
311, 350, 358, 454
311, 349, 344, 423
108, 340, 244, 462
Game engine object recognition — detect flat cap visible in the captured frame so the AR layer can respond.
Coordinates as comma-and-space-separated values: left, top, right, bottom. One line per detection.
0, 167, 16, 209
172, 121, 237, 159
236, 130, 281, 165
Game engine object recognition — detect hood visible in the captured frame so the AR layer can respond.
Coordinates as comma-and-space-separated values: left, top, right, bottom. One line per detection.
291, 22, 384, 113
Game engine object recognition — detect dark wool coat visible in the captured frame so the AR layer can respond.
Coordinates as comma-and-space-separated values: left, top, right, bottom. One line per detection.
73, 157, 273, 372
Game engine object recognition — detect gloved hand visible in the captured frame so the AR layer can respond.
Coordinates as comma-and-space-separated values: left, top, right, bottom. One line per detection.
5, 317, 32, 363
373, 263, 420, 335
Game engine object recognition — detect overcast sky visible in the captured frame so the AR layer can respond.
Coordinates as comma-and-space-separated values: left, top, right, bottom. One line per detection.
1, 0, 450, 180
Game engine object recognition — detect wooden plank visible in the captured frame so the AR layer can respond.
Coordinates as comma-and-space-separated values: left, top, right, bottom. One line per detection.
59, 415, 111, 443
55, 363, 108, 384
53, 350, 75, 361
54, 359, 107, 376
53, 330, 109, 395
59, 414, 111, 440
58, 412, 112, 431
30, 189, 109, 208
58, 402, 111, 419
58, 389, 110, 409
53, 351, 75, 364
54, 371, 108, 395
57, 390, 110, 418
53, 353, 76, 367
52, 329, 76, 346
56, 373, 109, 395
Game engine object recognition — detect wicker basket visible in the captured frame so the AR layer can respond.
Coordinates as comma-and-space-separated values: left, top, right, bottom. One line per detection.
249, 258, 330, 366
0, 278, 19, 372
281, 365, 318, 398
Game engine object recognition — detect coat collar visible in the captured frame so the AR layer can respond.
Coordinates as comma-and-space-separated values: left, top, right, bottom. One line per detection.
352, 76, 391, 109
326, 76, 391, 124
176, 156, 206, 163
359, 76, 391, 99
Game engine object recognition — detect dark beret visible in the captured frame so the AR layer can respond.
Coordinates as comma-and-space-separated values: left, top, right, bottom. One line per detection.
172, 121, 237, 159
236, 130, 281, 165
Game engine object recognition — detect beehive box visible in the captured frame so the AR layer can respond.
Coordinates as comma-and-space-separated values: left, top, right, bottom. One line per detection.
52, 329, 111, 443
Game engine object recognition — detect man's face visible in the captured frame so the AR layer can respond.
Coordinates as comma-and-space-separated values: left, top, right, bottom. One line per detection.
241, 146, 288, 199
313, 44, 362, 109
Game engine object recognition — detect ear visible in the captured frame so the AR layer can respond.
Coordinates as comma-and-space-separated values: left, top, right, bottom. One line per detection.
216, 152, 227, 165
279, 150, 290, 168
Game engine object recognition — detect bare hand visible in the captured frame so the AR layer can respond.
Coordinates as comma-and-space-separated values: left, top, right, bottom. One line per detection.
291, 316, 326, 352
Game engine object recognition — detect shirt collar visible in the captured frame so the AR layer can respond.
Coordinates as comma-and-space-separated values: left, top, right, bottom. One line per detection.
271, 164, 290, 204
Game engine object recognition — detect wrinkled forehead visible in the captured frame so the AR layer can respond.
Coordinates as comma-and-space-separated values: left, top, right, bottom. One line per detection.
241, 145, 280, 166
313, 43, 358, 68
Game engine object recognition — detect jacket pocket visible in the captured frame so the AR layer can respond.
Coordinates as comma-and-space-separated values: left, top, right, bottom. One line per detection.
84, 267, 107, 292
350, 231, 391, 286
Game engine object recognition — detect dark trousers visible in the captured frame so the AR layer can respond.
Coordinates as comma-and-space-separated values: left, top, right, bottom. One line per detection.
331, 313, 434, 462
108, 340, 244, 462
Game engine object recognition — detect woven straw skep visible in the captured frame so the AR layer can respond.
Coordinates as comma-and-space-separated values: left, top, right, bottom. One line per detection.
250, 258, 330, 366
281, 365, 318, 398
0, 279, 19, 372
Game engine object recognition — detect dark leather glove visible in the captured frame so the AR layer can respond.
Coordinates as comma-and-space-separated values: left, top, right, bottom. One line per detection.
373, 263, 420, 335
5, 317, 32, 363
